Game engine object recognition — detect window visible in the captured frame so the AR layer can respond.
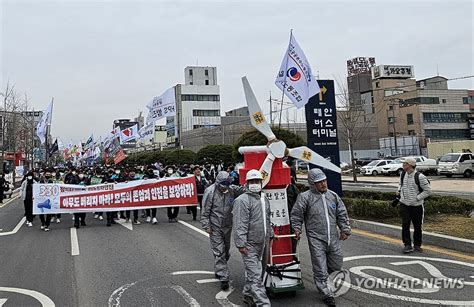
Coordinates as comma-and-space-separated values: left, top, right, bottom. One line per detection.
425, 129, 468, 139
388, 117, 395, 123
442, 99, 446, 104
397, 82, 405, 87
181, 94, 220, 101
190, 81, 193, 85
408, 130, 416, 136
463, 97, 469, 104
375, 82, 380, 88
389, 105, 394, 111
192, 109, 220, 117
205, 80, 209, 85
189, 69, 193, 76
460, 154, 471, 162
205, 69, 209, 76
407, 114, 414, 125
401, 97, 440, 105
423, 112, 468, 123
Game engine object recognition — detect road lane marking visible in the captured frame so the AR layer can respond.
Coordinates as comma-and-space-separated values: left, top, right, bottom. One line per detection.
172, 271, 215, 275
0, 299, 7, 306
70, 228, 80, 256
115, 219, 133, 231
0, 217, 26, 236
170, 285, 200, 307
352, 228, 474, 261
0, 287, 55, 307
342, 255, 474, 305
178, 220, 209, 237
108, 281, 137, 307
196, 278, 220, 284
0, 195, 20, 208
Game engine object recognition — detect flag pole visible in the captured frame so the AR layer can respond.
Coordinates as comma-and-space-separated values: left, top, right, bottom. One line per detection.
278, 29, 293, 131
45, 97, 53, 167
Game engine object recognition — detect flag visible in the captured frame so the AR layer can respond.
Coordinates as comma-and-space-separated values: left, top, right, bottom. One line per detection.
138, 122, 155, 144
48, 139, 59, 157
275, 33, 320, 109
146, 87, 176, 124
36, 101, 53, 144
84, 134, 94, 150
119, 124, 138, 144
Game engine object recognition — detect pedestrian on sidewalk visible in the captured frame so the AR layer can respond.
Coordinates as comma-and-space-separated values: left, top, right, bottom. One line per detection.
397, 157, 432, 254
0, 172, 7, 203
233, 169, 273, 307
21, 171, 37, 227
291, 168, 351, 307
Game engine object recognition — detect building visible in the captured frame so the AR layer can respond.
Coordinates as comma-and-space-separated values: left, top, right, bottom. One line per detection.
167, 66, 221, 146
225, 106, 249, 117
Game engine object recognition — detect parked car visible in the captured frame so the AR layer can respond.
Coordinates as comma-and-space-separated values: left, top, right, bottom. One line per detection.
437, 153, 474, 178
381, 155, 437, 176
296, 161, 309, 171
354, 157, 376, 167
360, 159, 392, 176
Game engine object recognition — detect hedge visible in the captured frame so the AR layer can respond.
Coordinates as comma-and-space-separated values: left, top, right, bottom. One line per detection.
296, 185, 473, 219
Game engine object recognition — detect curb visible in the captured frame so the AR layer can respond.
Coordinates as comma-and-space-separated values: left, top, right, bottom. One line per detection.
350, 219, 474, 254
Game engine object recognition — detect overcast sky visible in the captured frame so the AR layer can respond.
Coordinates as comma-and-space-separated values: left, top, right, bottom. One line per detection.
1, 0, 473, 143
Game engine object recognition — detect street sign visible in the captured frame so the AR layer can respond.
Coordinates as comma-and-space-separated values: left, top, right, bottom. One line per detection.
305, 80, 342, 196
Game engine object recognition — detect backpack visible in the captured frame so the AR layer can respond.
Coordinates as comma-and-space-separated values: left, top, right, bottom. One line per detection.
400, 171, 430, 194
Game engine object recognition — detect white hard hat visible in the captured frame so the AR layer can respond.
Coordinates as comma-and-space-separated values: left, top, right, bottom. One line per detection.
246, 169, 263, 181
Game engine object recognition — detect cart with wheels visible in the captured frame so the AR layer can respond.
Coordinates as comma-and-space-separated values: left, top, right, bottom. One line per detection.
264, 234, 304, 297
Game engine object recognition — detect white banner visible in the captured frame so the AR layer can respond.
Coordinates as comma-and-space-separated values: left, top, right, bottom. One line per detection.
263, 188, 289, 226
275, 33, 320, 109
36, 101, 53, 144
138, 122, 155, 144
120, 124, 138, 144
146, 87, 176, 124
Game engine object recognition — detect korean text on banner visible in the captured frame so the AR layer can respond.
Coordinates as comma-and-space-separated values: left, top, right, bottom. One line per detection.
33, 176, 198, 214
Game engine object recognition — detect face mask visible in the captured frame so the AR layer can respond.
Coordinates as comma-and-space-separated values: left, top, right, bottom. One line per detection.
72, 171, 76, 175
248, 183, 262, 193
115, 170, 120, 174
79, 174, 84, 179
27, 176, 33, 180
167, 169, 173, 175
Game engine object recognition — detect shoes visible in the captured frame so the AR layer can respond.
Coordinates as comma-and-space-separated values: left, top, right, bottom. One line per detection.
80, 222, 86, 226
125, 218, 130, 223
133, 220, 141, 225
26, 222, 33, 227
403, 245, 414, 253
56, 218, 61, 224
41, 225, 45, 230
94, 214, 99, 219
74, 223, 80, 229
414, 246, 423, 252
99, 216, 103, 221
152, 217, 158, 224
221, 281, 229, 291
51, 217, 55, 222
169, 218, 172, 223
44, 227, 50, 232
111, 220, 116, 224
107, 222, 111, 227
193, 216, 197, 221
146, 216, 151, 223
323, 296, 336, 307
173, 218, 178, 223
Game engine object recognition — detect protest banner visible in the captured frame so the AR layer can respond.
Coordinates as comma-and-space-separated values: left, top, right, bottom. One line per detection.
33, 176, 197, 214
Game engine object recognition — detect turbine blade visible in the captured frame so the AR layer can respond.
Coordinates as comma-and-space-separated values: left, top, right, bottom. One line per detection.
242, 76, 276, 142
259, 153, 275, 187
287, 146, 341, 173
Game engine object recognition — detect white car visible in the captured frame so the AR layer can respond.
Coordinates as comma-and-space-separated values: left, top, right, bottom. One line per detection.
381, 158, 404, 176
437, 153, 474, 178
360, 160, 392, 176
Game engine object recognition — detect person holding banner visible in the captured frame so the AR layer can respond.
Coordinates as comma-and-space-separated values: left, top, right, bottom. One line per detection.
187, 166, 208, 221
143, 167, 159, 224
66, 169, 87, 229
102, 168, 118, 227
166, 166, 180, 222
21, 171, 37, 227
38, 172, 54, 231
125, 171, 141, 224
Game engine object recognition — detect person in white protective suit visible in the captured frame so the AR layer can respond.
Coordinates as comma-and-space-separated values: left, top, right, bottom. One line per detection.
290, 168, 351, 307
201, 171, 245, 291
233, 169, 274, 307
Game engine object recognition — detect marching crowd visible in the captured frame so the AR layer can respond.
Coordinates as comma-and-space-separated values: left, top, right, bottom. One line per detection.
12, 156, 431, 307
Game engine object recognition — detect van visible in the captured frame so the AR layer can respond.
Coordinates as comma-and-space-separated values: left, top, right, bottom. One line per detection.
437, 153, 473, 178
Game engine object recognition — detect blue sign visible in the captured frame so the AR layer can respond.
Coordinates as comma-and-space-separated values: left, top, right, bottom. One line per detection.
305, 80, 342, 196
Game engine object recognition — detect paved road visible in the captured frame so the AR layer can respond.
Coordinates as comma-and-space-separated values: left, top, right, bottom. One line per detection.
1, 195, 473, 306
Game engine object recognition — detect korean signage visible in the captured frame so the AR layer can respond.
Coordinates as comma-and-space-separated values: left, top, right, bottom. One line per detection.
372, 65, 414, 79
263, 188, 289, 226
33, 176, 198, 214
346, 57, 376, 76
305, 80, 342, 196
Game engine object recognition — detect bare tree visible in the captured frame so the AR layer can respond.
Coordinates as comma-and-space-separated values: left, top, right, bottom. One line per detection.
335, 78, 371, 182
